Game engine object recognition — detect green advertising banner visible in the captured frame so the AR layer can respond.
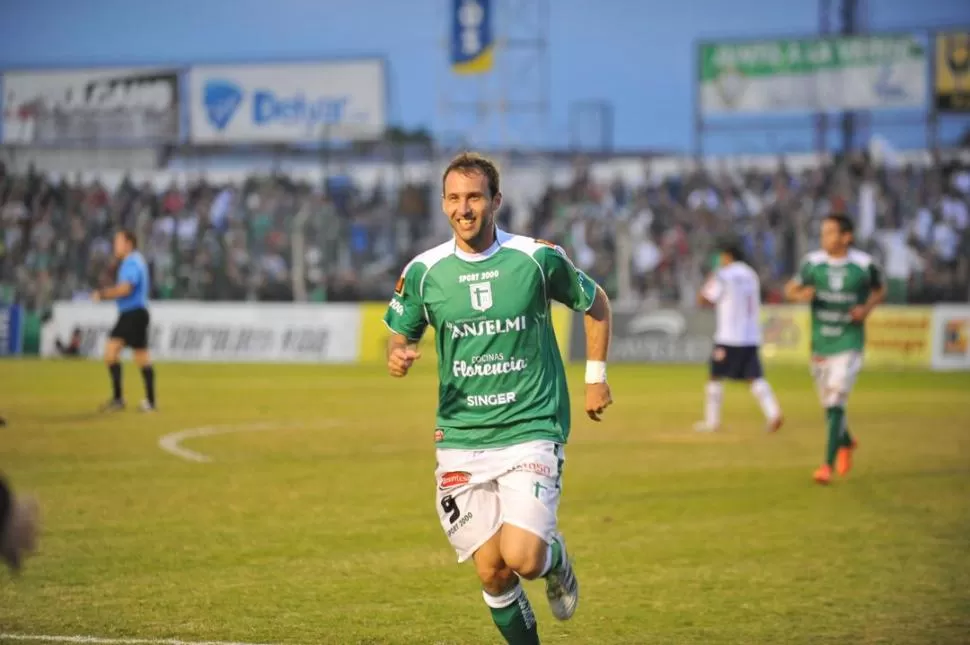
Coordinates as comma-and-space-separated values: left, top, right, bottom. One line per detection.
699, 35, 927, 115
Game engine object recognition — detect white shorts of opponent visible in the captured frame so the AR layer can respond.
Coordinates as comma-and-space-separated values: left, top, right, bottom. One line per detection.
434, 439, 564, 563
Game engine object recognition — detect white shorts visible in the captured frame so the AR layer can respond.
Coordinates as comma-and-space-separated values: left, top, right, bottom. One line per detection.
811, 350, 863, 407
434, 440, 564, 563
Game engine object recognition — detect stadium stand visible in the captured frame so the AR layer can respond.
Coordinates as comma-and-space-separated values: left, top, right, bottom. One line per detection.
1, 152, 968, 319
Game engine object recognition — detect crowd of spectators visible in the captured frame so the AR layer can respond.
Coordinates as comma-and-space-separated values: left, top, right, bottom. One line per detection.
527, 152, 970, 306
1, 151, 968, 316
0, 162, 433, 311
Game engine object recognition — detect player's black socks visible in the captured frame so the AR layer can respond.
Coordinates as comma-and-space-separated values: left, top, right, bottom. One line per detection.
108, 363, 123, 401
141, 366, 156, 406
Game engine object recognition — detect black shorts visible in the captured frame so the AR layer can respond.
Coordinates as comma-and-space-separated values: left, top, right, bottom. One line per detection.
709, 344, 763, 381
110, 308, 150, 350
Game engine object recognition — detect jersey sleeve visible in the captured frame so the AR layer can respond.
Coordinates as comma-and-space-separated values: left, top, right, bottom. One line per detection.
868, 261, 884, 289
794, 256, 815, 287
535, 243, 598, 312
700, 274, 725, 303
118, 259, 141, 287
383, 261, 428, 341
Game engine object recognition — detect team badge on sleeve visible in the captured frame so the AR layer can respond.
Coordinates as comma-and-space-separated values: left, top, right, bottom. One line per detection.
536, 238, 566, 256
394, 274, 405, 296
537, 238, 578, 268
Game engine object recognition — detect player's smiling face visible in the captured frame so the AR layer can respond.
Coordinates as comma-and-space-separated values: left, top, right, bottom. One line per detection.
442, 168, 502, 252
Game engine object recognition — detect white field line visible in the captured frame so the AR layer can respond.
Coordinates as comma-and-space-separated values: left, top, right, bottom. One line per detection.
0, 634, 279, 645
157, 421, 336, 463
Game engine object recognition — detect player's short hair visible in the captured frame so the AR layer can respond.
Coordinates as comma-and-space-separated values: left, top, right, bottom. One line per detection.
117, 229, 138, 249
442, 152, 501, 198
824, 213, 855, 235
717, 237, 745, 262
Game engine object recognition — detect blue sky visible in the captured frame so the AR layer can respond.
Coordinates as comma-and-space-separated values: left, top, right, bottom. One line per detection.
0, 0, 967, 153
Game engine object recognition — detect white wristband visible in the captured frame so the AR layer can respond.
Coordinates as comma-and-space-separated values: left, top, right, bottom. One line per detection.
585, 360, 607, 384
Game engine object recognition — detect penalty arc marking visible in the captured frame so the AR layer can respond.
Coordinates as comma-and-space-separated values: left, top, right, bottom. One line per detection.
157, 421, 336, 463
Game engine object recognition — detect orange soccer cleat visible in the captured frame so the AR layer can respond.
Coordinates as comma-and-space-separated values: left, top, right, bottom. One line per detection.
813, 464, 833, 485
836, 440, 858, 476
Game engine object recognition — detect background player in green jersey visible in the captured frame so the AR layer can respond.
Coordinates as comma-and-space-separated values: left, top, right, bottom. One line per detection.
785, 214, 885, 485
383, 153, 613, 644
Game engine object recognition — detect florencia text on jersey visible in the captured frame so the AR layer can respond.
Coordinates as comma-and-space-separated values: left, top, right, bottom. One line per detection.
453, 357, 528, 378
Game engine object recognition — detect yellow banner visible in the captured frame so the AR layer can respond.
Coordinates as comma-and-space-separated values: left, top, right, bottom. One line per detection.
935, 32, 970, 112
864, 306, 933, 368
357, 302, 574, 364
760, 305, 933, 368
761, 305, 811, 365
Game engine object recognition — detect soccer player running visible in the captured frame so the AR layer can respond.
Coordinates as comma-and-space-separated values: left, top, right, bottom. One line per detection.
92, 230, 157, 412
785, 214, 885, 485
695, 240, 782, 433
383, 153, 613, 644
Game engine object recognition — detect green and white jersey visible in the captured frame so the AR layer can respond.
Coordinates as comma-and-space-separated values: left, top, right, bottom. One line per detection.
383, 229, 598, 450
794, 248, 884, 356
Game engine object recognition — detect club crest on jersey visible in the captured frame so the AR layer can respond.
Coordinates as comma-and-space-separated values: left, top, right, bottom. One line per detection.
827, 267, 846, 291
469, 281, 493, 312
394, 274, 405, 296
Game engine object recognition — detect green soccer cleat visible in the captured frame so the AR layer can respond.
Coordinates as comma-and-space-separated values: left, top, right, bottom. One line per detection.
545, 533, 579, 620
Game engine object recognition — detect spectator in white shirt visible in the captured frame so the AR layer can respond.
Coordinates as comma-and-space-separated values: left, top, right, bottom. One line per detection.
931, 215, 959, 268
911, 207, 934, 246
942, 190, 968, 231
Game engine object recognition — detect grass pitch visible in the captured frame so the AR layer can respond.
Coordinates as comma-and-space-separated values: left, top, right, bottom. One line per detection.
0, 360, 968, 644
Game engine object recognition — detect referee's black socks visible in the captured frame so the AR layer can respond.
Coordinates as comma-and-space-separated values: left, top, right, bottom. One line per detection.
108, 363, 123, 401
141, 366, 156, 407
